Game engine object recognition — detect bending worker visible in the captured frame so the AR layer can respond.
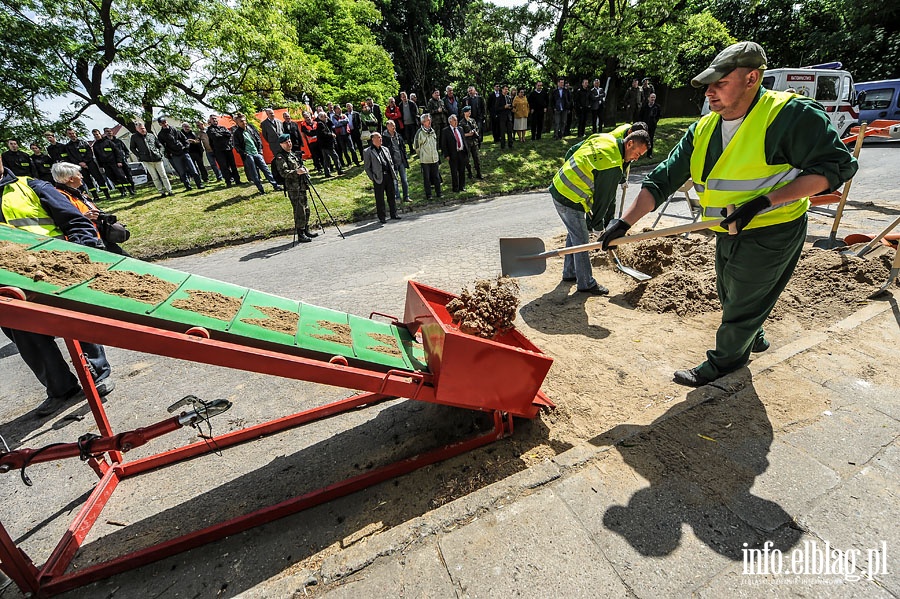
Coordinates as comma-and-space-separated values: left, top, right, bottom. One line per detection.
598, 41, 858, 387
551, 130, 650, 295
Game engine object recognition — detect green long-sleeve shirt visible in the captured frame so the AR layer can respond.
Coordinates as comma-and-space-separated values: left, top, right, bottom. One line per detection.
551, 137, 628, 231
642, 87, 859, 209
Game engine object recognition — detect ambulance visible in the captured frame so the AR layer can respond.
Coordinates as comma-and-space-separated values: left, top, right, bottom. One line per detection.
700, 63, 859, 138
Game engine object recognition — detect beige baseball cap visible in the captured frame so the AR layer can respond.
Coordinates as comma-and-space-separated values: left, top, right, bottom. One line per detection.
691, 42, 768, 88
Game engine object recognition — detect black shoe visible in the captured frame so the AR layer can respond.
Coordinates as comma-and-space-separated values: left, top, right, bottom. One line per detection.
225, 182, 233, 188
562, 276, 577, 282
273, 185, 283, 192
577, 284, 609, 295
296, 233, 312, 243
673, 368, 712, 388
36, 387, 85, 417
94, 378, 115, 397
197, 183, 205, 189
379, 218, 387, 224
477, 174, 484, 180
752, 336, 770, 353
390, 215, 401, 220
304, 229, 318, 238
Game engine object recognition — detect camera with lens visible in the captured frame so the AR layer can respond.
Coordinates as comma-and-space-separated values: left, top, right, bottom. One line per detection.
97, 212, 130, 244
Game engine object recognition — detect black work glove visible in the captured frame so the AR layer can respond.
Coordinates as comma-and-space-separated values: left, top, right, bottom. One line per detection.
720, 196, 771, 233
598, 218, 631, 250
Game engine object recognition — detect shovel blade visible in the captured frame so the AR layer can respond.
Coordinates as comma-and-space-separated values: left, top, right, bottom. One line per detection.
868, 268, 899, 299
813, 234, 844, 250
500, 237, 548, 277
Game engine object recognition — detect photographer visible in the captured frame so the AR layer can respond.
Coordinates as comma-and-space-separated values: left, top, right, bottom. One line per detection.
52, 162, 131, 255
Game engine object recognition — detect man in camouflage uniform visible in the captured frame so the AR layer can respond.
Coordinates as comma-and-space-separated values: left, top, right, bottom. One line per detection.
273, 133, 316, 244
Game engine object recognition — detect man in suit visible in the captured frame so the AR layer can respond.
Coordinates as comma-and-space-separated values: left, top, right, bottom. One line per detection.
551, 77, 573, 139
260, 108, 283, 158
441, 114, 469, 193
527, 81, 549, 140
363, 132, 400, 224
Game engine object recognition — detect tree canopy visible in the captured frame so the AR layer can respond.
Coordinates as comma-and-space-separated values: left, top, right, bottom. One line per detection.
1, 0, 896, 143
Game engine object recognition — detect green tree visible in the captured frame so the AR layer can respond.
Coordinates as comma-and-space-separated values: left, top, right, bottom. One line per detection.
292, 0, 396, 105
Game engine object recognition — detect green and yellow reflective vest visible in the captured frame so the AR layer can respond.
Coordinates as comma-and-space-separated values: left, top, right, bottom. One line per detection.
551, 133, 623, 212
1, 176, 63, 237
690, 90, 809, 232
610, 123, 631, 139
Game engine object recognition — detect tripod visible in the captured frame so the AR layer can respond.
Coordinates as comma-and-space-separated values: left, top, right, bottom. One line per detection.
300, 174, 344, 244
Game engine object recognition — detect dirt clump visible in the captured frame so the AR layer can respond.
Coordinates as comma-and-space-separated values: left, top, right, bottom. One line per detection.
445, 275, 520, 338
609, 232, 715, 277
0, 241, 111, 287
171, 290, 242, 322
240, 305, 299, 336
88, 271, 178, 305
311, 321, 353, 346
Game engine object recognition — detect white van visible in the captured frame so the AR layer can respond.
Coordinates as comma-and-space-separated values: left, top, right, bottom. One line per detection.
700, 63, 859, 137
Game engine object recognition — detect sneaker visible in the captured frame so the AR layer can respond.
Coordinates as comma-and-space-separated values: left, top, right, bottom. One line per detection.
577, 284, 609, 295
673, 368, 712, 388
94, 378, 115, 397
35, 387, 85, 418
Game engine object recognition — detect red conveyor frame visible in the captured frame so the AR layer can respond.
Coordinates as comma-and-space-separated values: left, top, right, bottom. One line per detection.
0, 281, 554, 597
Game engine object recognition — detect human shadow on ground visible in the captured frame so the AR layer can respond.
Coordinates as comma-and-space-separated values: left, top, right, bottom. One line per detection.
590, 371, 802, 560
519, 280, 611, 339
38, 399, 562, 598
238, 240, 299, 262
204, 193, 251, 212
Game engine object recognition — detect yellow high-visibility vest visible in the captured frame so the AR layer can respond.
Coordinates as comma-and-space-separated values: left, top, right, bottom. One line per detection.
551, 133, 622, 212
691, 90, 809, 232
1, 176, 62, 237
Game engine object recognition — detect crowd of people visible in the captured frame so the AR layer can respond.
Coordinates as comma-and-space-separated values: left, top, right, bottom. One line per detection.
2, 78, 664, 214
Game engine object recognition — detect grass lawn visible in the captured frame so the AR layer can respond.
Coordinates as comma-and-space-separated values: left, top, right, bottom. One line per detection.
107, 117, 694, 260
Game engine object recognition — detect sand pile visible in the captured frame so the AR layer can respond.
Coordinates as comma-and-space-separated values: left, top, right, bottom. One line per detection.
611, 235, 896, 322
0, 241, 111, 287
446, 276, 520, 338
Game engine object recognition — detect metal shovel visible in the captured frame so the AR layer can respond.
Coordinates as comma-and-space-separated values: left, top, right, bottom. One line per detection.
500, 218, 726, 278
813, 123, 866, 249
851, 215, 900, 258
868, 243, 900, 299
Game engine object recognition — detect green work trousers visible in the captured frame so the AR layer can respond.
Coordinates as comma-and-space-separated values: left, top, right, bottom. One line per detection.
695, 214, 807, 381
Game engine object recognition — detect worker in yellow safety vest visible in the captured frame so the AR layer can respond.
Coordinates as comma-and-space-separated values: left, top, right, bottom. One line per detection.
0, 159, 116, 417
597, 41, 858, 387
550, 130, 649, 295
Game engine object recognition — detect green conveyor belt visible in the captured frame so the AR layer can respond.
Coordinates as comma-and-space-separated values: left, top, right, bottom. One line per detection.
0, 225, 427, 373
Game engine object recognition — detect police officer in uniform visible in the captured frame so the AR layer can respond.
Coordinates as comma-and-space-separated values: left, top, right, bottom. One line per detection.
598, 41, 859, 387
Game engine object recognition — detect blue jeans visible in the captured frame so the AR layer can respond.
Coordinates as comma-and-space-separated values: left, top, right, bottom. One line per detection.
393, 163, 409, 201
554, 200, 597, 291
243, 153, 278, 193
169, 154, 202, 188
205, 151, 223, 180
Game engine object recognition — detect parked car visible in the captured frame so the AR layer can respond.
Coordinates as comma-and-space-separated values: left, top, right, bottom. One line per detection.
856, 79, 900, 124
128, 162, 149, 186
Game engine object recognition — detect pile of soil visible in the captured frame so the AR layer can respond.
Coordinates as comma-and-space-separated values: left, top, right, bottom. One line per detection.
240, 305, 299, 336
446, 276, 520, 338
88, 271, 178, 305
366, 332, 402, 356
171, 290, 242, 322
0, 241, 111, 287
610, 235, 896, 323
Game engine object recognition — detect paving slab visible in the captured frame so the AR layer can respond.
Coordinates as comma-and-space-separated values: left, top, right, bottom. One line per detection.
315, 541, 456, 599
781, 403, 899, 477
697, 531, 894, 598
437, 487, 628, 598
796, 442, 900, 596
553, 451, 767, 597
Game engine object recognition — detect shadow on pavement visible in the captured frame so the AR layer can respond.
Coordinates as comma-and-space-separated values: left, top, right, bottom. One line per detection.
590, 371, 802, 560
519, 281, 611, 339
51, 399, 557, 598
238, 240, 298, 262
